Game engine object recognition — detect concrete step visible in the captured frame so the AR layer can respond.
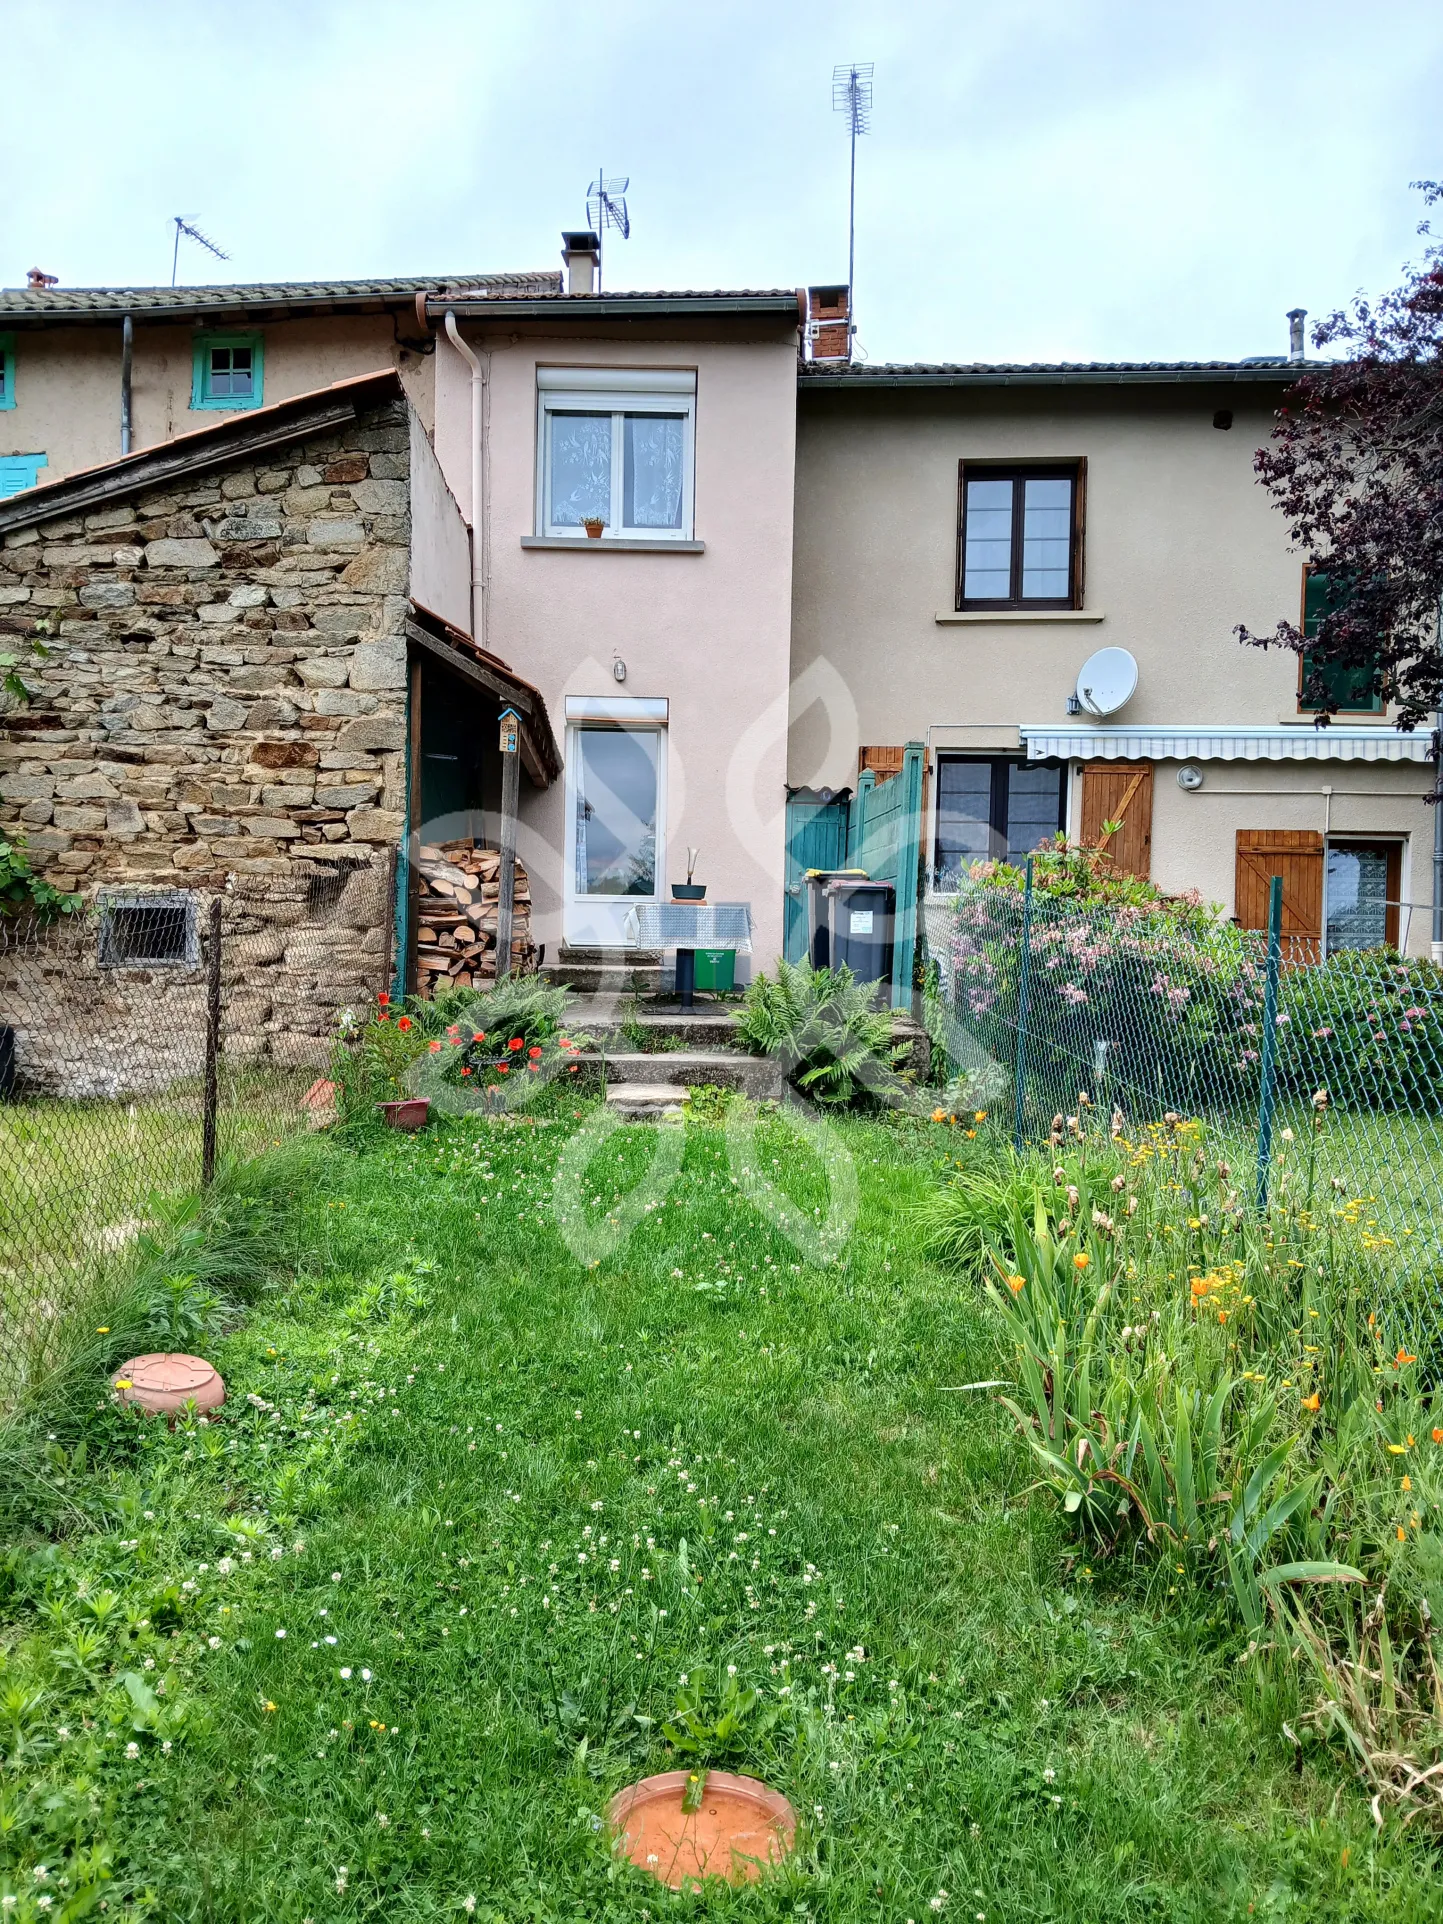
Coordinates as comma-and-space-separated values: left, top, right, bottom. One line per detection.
541, 947, 662, 995
605, 1083, 688, 1123
588, 1011, 742, 1048
591, 1049, 782, 1100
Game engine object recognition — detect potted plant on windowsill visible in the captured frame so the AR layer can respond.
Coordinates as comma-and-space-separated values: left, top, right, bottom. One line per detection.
672, 847, 705, 902
582, 516, 606, 540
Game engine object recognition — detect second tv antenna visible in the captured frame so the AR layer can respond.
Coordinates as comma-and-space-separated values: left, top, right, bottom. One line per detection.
172, 216, 230, 287
832, 62, 873, 345
586, 169, 631, 291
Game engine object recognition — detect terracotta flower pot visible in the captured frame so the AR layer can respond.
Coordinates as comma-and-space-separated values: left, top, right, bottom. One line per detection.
378, 1097, 430, 1132
607, 1769, 795, 1889
582, 518, 605, 539
112, 1353, 226, 1420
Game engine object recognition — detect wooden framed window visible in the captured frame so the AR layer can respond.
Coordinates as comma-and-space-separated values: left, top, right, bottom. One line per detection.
1325, 839, 1401, 952
191, 332, 264, 411
956, 461, 1085, 610
933, 755, 1066, 878
1234, 830, 1324, 964
1298, 565, 1382, 714
1079, 762, 1153, 878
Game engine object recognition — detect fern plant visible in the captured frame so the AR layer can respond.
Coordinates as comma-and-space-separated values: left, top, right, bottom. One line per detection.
734, 958, 905, 1106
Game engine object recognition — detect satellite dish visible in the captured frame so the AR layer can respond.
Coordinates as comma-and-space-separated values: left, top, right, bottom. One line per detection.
1075, 647, 1138, 717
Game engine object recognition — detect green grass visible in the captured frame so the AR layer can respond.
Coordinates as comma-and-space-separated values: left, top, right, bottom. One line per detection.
3, 1101, 1440, 1918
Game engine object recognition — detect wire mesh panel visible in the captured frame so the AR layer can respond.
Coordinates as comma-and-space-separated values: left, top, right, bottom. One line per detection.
922, 873, 1443, 1343
0, 857, 391, 1408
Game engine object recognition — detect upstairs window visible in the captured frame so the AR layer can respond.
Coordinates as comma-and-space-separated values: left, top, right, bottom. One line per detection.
191, 333, 264, 411
537, 368, 695, 540
956, 462, 1084, 610
1298, 566, 1383, 713
0, 333, 14, 410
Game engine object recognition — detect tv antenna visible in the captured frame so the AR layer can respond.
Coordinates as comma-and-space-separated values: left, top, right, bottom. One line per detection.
586, 169, 630, 290
832, 62, 873, 344
171, 216, 230, 288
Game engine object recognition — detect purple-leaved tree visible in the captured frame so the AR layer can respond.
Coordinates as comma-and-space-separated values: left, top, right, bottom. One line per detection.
1237, 182, 1443, 793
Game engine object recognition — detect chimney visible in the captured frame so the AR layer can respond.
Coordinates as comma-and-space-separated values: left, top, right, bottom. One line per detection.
803, 284, 851, 362
1287, 307, 1307, 364
27, 268, 58, 289
561, 231, 600, 297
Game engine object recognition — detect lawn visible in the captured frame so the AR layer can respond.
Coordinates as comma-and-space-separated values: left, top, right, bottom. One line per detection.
3, 1098, 1440, 1920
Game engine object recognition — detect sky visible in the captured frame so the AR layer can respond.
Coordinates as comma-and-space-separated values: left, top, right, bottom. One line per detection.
4, 0, 1441, 366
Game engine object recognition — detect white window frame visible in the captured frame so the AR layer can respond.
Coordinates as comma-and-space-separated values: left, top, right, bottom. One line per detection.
536, 367, 696, 541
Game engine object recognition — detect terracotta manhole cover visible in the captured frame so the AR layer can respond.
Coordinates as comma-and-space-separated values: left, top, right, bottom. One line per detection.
607, 1769, 796, 1889
112, 1353, 226, 1417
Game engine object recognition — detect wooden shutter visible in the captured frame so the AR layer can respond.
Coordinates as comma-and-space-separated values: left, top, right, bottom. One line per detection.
1235, 830, 1323, 964
1079, 762, 1153, 878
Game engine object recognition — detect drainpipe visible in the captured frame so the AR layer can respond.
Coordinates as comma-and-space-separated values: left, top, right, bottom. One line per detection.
442, 310, 484, 645
120, 314, 133, 456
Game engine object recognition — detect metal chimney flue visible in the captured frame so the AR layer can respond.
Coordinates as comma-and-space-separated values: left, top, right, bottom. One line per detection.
1287, 308, 1307, 363
561, 231, 600, 297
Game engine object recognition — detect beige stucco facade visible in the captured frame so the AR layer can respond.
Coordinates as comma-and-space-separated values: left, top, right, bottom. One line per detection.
434, 316, 799, 972
789, 379, 1437, 955
0, 316, 434, 484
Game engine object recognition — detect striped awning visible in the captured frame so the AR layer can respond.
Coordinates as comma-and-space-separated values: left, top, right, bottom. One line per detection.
1019, 723, 1436, 764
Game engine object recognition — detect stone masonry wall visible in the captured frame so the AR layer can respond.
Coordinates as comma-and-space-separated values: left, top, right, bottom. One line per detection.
0, 397, 415, 1091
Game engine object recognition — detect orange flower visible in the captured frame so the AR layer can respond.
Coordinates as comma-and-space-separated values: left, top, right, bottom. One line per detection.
1433, 1428, 1443, 1444
1301, 1392, 1321, 1412
528, 1045, 543, 1059
460, 1067, 472, 1078
931, 1108, 947, 1123
1397, 1349, 1417, 1366
497, 1063, 509, 1075
1397, 1525, 1407, 1541
1006, 1274, 1025, 1294
1073, 1253, 1090, 1270
428, 1040, 442, 1054
397, 1016, 412, 1032
472, 1031, 486, 1043
1217, 1310, 1228, 1325
1402, 1475, 1412, 1491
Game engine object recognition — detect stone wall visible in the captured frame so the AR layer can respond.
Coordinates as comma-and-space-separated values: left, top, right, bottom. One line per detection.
0, 397, 415, 1090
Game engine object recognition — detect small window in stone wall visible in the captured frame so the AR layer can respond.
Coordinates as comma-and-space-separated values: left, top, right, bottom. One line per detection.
97, 891, 198, 969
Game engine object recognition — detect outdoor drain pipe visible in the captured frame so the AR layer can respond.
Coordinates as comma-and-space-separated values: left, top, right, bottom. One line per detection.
443, 310, 485, 645
120, 314, 133, 456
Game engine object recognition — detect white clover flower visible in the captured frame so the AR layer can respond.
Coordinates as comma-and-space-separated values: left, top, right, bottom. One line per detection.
340, 1667, 352, 1679
275, 1628, 287, 1639
361, 1668, 372, 1682
208, 1635, 221, 1650
125, 1741, 140, 1759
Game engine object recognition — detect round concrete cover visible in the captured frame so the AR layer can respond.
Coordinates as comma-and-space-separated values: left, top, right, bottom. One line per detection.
113, 1353, 226, 1416
607, 1769, 795, 1889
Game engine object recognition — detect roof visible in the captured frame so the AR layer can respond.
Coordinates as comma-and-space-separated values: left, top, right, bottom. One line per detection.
406, 604, 561, 788
0, 368, 404, 532
425, 288, 803, 325
798, 358, 1307, 390
0, 271, 561, 326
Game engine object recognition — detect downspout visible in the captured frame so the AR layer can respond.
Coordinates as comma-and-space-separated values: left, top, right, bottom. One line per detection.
120, 314, 133, 456
442, 310, 484, 645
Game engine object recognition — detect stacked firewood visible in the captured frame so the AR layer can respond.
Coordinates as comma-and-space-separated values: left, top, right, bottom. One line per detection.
414, 840, 534, 992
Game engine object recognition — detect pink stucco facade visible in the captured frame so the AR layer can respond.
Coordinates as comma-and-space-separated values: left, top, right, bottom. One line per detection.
431, 320, 799, 972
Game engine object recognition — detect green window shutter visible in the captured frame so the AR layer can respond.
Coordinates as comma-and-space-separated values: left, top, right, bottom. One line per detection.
0, 454, 47, 497
1300, 569, 1382, 713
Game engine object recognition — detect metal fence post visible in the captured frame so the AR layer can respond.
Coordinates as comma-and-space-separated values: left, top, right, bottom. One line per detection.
1254, 873, 1284, 1214
202, 894, 222, 1188
1012, 855, 1034, 1153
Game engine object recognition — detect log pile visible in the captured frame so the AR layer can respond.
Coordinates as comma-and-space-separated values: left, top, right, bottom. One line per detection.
414, 840, 534, 992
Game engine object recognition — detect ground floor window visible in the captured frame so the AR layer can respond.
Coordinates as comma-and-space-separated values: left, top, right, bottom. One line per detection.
933, 756, 1066, 879
1326, 840, 1401, 952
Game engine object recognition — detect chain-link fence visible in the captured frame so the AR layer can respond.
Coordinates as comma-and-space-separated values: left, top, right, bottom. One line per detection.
922, 866, 1443, 1341
0, 856, 392, 1407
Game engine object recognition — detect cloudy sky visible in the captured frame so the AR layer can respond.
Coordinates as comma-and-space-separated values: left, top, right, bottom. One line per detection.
5, 0, 1440, 365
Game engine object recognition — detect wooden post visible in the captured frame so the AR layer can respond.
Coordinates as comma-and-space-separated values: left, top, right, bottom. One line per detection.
496, 707, 520, 979
201, 894, 222, 1187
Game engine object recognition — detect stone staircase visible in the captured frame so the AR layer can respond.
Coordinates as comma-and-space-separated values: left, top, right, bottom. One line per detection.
540, 945, 662, 996
567, 1009, 783, 1122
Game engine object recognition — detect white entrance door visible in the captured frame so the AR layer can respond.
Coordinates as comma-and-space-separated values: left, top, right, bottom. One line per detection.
564, 722, 666, 947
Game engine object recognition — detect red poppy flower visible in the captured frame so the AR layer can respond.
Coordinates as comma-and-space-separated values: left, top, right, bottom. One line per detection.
377, 992, 390, 1007
497, 1063, 509, 1075
397, 1016, 412, 1032
568, 1063, 579, 1074
528, 1063, 540, 1073
528, 1046, 543, 1059
508, 1037, 524, 1052
461, 1067, 472, 1077
428, 1040, 442, 1054
472, 1031, 486, 1043
378, 1011, 390, 1024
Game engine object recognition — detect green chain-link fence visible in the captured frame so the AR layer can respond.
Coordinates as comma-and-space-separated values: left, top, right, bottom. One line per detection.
922, 862, 1443, 1345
